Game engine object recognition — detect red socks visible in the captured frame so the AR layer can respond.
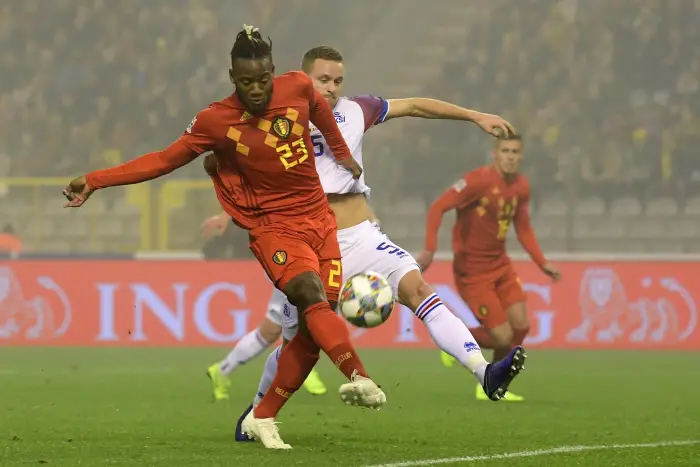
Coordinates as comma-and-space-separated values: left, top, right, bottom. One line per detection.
254, 331, 319, 419
254, 300, 369, 420
304, 301, 368, 379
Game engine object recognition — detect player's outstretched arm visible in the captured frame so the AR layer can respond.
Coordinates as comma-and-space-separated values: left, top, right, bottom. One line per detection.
384, 98, 516, 138
418, 176, 484, 271
63, 141, 199, 207
64, 108, 219, 208
514, 185, 561, 282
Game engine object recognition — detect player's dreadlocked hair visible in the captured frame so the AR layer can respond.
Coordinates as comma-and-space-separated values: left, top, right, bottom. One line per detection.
301, 46, 343, 72
230, 25, 273, 66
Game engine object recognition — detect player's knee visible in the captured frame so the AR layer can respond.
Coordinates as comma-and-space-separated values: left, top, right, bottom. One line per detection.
507, 303, 529, 330
259, 318, 282, 343
490, 324, 514, 350
283, 272, 327, 310
397, 269, 433, 309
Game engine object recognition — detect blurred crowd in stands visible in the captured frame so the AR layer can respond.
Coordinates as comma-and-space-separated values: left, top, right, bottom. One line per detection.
1, 0, 698, 255
417, 0, 700, 206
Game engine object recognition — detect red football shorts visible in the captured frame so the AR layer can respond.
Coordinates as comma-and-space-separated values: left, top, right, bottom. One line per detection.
454, 263, 527, 329
248, 211, 342, 303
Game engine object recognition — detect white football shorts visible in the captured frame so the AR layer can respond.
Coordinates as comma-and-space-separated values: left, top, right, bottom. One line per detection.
281, 220, 419, 341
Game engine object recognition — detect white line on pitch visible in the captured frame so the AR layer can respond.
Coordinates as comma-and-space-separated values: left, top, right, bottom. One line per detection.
363, 440, 700, 467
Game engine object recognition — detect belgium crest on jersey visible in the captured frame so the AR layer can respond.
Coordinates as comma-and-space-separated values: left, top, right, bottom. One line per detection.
272, 117, 291, 139
272, 250, 287, 265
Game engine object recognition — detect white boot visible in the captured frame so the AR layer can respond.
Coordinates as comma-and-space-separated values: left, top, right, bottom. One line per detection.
240, 411, 292, 449
338, 370, 386, 410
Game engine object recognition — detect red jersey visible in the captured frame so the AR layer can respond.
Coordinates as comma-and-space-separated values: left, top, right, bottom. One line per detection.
85, 71, 352, 230
424, 165, 546, 276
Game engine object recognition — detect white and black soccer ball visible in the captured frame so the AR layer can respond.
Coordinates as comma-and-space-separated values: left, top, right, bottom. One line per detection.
338, 271, 395, 328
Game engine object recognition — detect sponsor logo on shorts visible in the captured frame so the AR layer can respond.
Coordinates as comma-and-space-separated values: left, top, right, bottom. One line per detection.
283, 303, 290, 317
272, 250, 287, 265
272, 117, 291, 139
376, 242, 409, 259
464, 342, 480, 352
479, 305, 488, 316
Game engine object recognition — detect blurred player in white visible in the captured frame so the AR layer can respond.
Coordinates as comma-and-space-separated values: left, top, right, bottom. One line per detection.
200, 46, 528, 444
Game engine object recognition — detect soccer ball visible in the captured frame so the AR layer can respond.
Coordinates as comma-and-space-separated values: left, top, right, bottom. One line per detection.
338, 271, 395, 328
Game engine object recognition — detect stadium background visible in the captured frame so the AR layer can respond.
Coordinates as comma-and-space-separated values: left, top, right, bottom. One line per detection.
2, 3, 700, 467
1, 0, 698, 349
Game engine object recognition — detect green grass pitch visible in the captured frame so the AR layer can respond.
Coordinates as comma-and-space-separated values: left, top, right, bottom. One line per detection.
1, 348, 698, 466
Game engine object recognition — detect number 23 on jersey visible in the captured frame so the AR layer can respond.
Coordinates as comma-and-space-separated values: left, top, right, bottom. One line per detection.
277, 138, 310, 170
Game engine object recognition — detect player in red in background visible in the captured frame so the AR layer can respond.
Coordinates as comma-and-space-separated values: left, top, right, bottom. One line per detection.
62, 25, 385, 449
418, 135, 561, 402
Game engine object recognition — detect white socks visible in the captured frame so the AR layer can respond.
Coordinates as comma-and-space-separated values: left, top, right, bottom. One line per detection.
414, 293, 488, 384
219, 328, 271, 376
253, 345, 281, 406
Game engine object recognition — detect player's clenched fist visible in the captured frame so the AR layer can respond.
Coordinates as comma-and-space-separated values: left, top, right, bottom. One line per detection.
416, 250, 434, 272
201, 213, 230, 238
63, 175, 94, 208
203, 154, 218, 176
339, 157, 362, 179
541, 263, 562, 282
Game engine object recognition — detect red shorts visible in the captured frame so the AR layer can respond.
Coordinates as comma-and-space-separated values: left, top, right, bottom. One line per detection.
454, 263, 526, 329
248, 211, 342, 302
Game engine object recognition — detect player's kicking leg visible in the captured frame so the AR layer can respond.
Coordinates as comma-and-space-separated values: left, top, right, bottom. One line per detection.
353, 222, 524, 402
241, 229, 384, 449
454, 267, 527, 401
236, 302, 299, 444
206, 289, 327, 401
473, 300, 528, 402
397, 270, 525, 401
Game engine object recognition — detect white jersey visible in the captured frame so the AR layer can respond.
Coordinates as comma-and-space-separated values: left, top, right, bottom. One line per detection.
309, 96, 389, 198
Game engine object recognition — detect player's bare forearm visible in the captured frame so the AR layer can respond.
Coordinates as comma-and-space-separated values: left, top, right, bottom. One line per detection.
386, 98, 480, 122
385, 98, 515, 137
86, 140, 199, 190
